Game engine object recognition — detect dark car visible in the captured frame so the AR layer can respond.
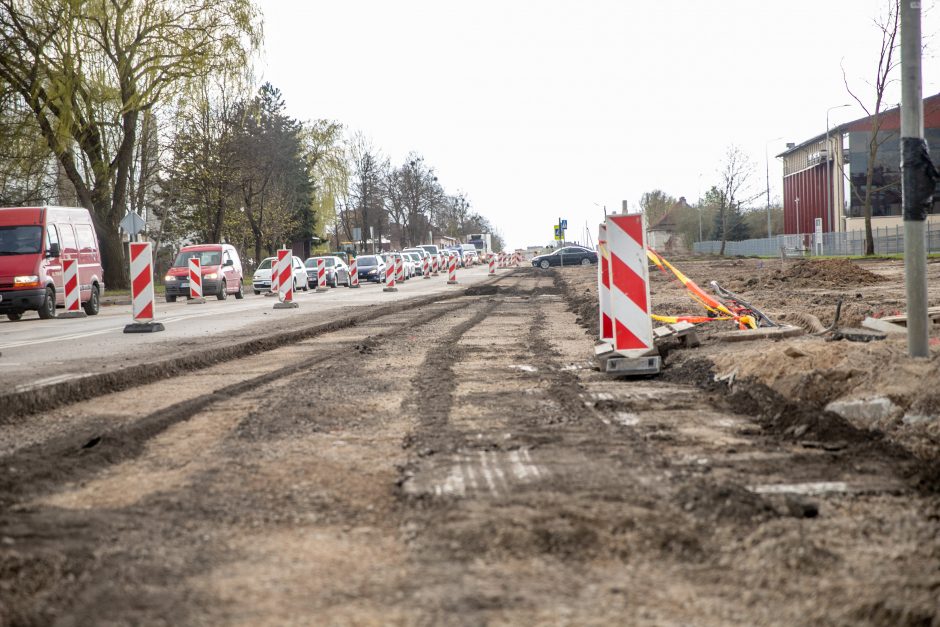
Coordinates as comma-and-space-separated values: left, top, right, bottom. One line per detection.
531, 246, 597, 269
355, 254, 386, 283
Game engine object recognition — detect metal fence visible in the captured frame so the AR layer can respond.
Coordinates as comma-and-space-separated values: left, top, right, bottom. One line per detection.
692, 223, 940, 257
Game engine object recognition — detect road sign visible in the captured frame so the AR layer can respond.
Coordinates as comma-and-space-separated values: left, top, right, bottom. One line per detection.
559, 219, 568, 230
352, 227, 362, 241
120, 212, 146, 236
554, 226, 563, 240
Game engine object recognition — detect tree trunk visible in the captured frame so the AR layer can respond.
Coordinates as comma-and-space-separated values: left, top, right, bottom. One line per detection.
863, 132, 879, 256
718, 205, 728, 256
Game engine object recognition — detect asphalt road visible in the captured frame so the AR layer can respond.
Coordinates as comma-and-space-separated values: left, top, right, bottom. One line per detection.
0, 265, 495, 391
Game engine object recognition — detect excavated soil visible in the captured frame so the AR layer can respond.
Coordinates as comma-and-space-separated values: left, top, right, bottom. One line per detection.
1, 269, 939, 625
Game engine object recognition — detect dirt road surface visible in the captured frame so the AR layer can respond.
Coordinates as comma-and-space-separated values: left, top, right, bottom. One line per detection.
1, 266, 938, 625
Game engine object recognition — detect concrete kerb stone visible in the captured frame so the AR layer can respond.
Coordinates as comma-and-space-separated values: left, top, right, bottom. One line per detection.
0, 272, 508, 423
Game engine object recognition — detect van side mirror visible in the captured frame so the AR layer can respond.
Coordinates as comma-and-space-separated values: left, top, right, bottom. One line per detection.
47, 242, 60, 258
224, 259, 234, 266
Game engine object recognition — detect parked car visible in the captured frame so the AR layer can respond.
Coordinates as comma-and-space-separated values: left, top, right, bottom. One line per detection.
252, 255, 307, 294
354, 254, 386, 282
0, 206, 104, 320
444, 248, 465, 268
164, 243, 244, 302
305, 255, 351, 288
531, 246, 597, 269
404, 252, 423, 275
329, 251, 350, 265
460, 243, 478, 265
383, 252, 413, 280
418, 244, 440, 258
403, 247, 429, 261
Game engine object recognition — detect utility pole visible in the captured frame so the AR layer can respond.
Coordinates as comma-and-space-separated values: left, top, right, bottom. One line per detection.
900, 1, 933, 358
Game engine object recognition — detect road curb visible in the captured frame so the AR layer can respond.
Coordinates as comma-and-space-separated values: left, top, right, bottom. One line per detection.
0, 273, 510, 424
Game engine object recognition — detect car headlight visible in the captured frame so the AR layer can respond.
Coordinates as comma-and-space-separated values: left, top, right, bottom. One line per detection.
204, 272, 218, 280
368, 269, 376, 275
14, 275, 40, 288
164, 275, 175, 282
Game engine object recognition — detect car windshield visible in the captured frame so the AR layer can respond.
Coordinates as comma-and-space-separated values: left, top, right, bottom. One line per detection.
173, 250, 221, 267
256, 258, 274, 270
0, 225, 42, 255
419, 245, 439, 255
357, 255, 379, 266
305, 257, 334, 267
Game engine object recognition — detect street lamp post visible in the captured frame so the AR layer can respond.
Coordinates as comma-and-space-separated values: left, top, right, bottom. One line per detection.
696, 172, 703, 242
765, 136, 782, 238
794, 196, 801, 241
826, 104, 851, 234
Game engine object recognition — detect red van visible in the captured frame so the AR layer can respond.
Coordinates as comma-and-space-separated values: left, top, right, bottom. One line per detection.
163, 244, 244, 301
0, 206, 105, 321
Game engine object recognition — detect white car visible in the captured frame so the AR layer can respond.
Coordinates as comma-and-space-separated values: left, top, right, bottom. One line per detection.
252, 255, 308, 294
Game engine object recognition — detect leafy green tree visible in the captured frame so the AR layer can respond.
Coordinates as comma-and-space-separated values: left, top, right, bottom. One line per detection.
0, 0, 261, 287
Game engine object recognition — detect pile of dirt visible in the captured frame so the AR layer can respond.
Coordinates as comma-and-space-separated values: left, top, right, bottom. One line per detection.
765, 259, 888, 288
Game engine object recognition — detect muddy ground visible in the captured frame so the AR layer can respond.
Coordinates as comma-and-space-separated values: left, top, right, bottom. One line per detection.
1, 268, 938, 625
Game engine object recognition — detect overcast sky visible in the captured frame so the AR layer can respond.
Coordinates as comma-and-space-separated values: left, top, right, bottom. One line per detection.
255, 0, 940, 249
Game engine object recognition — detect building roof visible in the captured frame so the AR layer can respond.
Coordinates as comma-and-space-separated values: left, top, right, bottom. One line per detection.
776, 92, 940, 158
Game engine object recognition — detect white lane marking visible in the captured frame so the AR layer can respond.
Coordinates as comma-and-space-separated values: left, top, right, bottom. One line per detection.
509, 450, 529, 479
488, 451, 509, 489
463, 463, 479, 491
613, 412, 640, 426
14, 372, 92, 392
0, 302, 270, 350
521, 449, 542, 478
478, 451, 499, 496
593, 392, 614, 401
748, 482, 849, 496
435, 464, 466, 497
509, 364, 537, 372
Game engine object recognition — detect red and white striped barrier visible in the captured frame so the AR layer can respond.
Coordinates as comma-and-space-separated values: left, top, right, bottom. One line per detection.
597, 223, 613, 342
489, 254, 496, 275
349, 257, 360, 288
273, 248, 298, 309
395, 255, 404, 283
59, 258, 85, 318
447, 254, 458, 284
124, 242, 163, 332
606, 214, 653, 357
423, 255, 430, 279
431, 254, 439, 276
383, 256, 397, 292
188, 257, 205, 303
316, 257, 328, 292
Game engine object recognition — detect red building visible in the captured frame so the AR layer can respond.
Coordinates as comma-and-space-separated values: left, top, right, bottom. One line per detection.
778, 93, 940, 235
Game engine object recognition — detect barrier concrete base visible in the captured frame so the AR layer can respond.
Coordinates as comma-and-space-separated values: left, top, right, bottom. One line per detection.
605, 355, 661, 377
58, 311, 87, 319
264, 291, 278, 297
423, 275, 430, 279
273, 301, 299, 309
187, 297, 206, 305
316, 286, 329, 293
383, 286, 398, 292
123, 321, 165, 334
350, 284, 360, 289
447, 279, 458, 285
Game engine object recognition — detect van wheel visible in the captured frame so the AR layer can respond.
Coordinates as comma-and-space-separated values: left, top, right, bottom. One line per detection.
38, 286, 56, 319
216, 281, 227, 300
234, 283, 244, 299
6, 312, 22, 321
83, 285, 100, 315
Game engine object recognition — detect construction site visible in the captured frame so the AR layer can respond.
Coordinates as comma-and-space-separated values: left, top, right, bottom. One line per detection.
0, 247, 938, 626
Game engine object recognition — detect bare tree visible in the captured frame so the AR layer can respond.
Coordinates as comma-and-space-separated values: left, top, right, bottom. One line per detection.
715, 145, 760, 256
842, 0, 900, 255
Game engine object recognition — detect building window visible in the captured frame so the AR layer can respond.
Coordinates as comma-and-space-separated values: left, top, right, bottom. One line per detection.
847, 128, 940, 217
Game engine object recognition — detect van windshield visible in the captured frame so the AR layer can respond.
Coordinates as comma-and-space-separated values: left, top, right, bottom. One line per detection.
0, 225, 42, 255
173, 250, 221, 267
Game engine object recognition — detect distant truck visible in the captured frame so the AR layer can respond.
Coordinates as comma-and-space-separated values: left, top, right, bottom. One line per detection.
467, 233, 491, 255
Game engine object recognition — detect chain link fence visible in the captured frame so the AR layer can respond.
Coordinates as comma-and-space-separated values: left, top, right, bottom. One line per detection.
692, 223, 940, 257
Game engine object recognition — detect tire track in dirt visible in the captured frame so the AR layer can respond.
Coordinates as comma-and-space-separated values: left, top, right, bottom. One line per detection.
0, 299, 484, 625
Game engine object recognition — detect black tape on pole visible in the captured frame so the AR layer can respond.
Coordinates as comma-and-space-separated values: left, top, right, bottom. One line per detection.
901, 137, 939, 221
